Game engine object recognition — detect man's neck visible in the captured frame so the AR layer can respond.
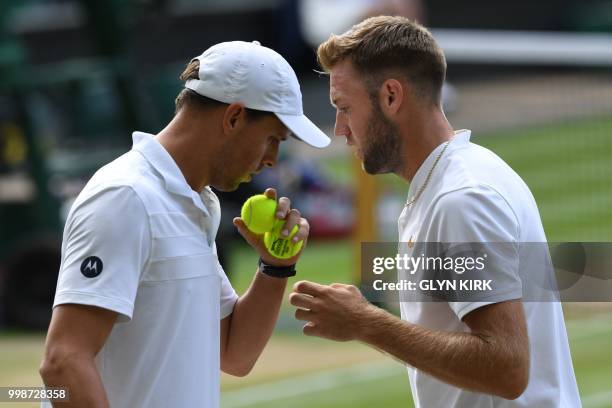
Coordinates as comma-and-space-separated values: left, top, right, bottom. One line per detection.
399, 109, 454, 182
155, 111, 216, 192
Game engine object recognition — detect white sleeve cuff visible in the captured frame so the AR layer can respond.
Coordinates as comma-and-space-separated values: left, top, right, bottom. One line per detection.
220, 295, 238, 319
53, 290, 135, 322
451, 287, 523, 320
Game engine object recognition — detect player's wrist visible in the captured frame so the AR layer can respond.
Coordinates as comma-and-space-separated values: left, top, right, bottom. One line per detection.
355, 304, 386, 343
257, 257, 297, 278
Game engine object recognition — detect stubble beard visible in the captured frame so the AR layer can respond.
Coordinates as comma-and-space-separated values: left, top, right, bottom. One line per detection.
209, 154, 243, 192
362, 105, 403, 175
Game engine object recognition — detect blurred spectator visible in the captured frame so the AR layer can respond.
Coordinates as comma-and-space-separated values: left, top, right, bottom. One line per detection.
299, 0, 426, 48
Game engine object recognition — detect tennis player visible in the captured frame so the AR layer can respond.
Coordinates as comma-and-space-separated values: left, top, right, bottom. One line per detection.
289, 16, 581, 407
39, 41, 329, 407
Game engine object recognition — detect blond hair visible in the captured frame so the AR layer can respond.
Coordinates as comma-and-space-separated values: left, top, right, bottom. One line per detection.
317, 16, 446, 104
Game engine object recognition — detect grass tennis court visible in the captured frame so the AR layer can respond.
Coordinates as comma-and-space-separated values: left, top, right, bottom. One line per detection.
2, 315, 611, 408
476, 116, 612, 242
219, 314, 612, 408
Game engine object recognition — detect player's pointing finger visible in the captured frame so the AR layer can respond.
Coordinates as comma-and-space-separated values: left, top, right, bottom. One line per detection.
293, 280, 327, 296
289, 292, 316, 309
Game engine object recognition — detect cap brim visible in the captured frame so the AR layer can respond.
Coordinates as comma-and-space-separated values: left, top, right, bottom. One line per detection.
275, 113, 331, 148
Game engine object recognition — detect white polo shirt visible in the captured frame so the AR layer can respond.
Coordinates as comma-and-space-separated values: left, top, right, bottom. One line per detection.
398, 130, 581, 407
47, 132, 238, 408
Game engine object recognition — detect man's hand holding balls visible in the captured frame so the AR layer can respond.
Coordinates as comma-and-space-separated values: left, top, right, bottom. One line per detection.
233, 188, 309, 267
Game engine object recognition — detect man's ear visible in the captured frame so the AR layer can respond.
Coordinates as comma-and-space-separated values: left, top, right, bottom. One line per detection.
222, 103, 248, 135
379, 78, 404, 116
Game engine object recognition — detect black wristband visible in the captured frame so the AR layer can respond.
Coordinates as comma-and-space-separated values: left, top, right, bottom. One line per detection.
258, 258, 296, 278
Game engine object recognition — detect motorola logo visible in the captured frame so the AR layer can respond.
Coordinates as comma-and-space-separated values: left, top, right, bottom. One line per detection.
80, 256, 103, 278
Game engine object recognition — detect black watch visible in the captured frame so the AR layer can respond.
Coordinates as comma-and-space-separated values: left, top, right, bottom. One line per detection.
258, 258, 296, 278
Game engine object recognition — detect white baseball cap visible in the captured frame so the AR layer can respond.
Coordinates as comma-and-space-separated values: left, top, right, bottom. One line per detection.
185, 41, 330, 148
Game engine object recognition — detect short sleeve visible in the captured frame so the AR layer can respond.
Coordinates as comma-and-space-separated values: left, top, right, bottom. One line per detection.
428, 185, 523, 320
53, 186, 150, 321
212, 243, 238, 319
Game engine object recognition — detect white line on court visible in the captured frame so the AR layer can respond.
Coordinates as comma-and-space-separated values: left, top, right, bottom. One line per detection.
222, 360, 403, 408
222, 316, 612, 407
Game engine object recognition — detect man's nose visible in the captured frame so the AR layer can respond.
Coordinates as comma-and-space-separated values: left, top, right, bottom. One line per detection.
261, 146, 278, 168
334, 112, 351, 138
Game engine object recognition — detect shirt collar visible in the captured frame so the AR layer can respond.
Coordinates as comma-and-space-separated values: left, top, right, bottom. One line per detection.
407, 129, 471, 201
131, 131, 212, 215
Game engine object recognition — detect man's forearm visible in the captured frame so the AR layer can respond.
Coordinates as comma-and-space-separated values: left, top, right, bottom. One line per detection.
40, 356, 109, 407
224, 270, 287, 373
359, 307, 526, 399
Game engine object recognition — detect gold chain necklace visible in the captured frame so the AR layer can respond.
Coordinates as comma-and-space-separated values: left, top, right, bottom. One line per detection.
405, 140, 451, 208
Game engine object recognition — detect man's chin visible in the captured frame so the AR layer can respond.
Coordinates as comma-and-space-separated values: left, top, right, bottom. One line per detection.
211, 180, 240, 192
215, 176, 252, 192
363, 160, 393, 175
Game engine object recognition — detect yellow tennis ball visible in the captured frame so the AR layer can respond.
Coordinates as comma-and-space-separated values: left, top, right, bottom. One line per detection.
263, 224, 304, 259
241, 194, 277, 235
